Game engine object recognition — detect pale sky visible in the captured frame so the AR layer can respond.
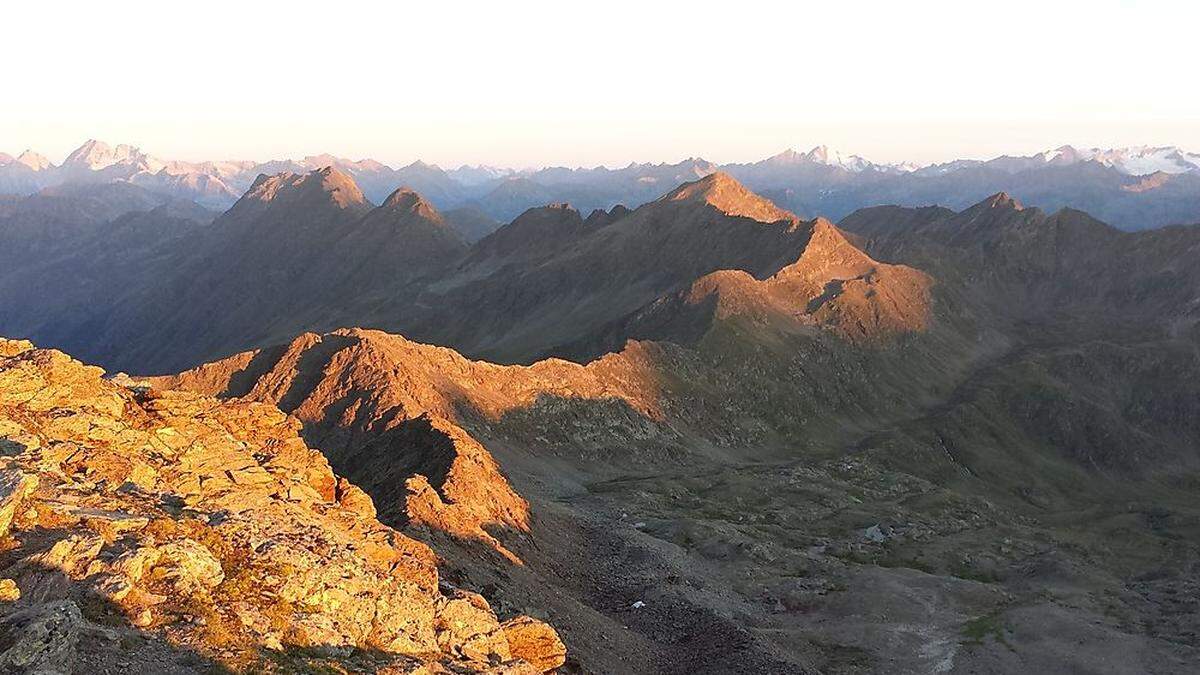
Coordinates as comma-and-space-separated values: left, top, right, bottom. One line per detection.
4, 0, 1197, 168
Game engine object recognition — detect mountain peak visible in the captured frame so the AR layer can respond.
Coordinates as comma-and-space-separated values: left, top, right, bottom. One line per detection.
1037, 145, 1200, 175
663, 172, 798, 224
63, 139, 157, 171
402, 159, 444, 173
759, 146, 886, 172
806, 144, 832, 161
63, 138, 110, 164
239, 167, 367, 210
765, 148, 805, 164
382, 186, 439, 216
15, 149, 52, 171
983, 191, 1023, 210
301, 153, 344, 169
803, 145, 874, 171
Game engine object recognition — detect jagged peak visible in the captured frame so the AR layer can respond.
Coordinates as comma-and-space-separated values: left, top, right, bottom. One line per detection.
979, 191, 1024, 211
662, 172, 798, 225
63, 139, 151, 169
952, 192, 1038, 232
237, 166, 367, 210
796, 217, 873, 263
504, 202, 581, 227
758, 146, 870, 170
68, 138, 109, 155
760, 217, 883, 290
247, 172, 272, 191
806, 144, 833, 161
763, 148, 819, 165
15, 149, 52, 171
583, 204, 632, 228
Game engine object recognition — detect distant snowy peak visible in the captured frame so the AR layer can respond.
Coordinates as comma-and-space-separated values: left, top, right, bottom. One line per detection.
63, 139, 162, 172
158, 159, 257, 181
15, 150, 52, 171
767, 146, 914, 174
766, 144, 1198, 177
447, 165, 515, 186
298, 154, 388, 174
912, 159, 983, 177
804, 145, 873, 172
1038, 145, 1200, 175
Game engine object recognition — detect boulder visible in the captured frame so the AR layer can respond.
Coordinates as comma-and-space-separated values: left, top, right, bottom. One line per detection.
501, 616, 567, 672
434, 589, 511, 663
0, 578, 20, 602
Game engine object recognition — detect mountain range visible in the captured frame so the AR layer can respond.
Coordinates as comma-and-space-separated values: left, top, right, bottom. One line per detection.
2, 161, 1200, 673
5, 140, 1200, 231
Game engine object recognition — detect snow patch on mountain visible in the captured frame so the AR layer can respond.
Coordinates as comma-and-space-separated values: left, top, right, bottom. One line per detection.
1040, 145, 1200, 175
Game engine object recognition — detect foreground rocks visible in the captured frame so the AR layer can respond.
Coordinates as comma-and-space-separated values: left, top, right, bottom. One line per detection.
0, 339, 564, 672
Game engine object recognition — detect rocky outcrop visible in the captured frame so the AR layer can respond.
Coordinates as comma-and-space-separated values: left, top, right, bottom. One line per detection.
0, 339, 562, 672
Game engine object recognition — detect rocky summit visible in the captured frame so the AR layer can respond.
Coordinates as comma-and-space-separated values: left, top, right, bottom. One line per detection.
0, 338, 564, 673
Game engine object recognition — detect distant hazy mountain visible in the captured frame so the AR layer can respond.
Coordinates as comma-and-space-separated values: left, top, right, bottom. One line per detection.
445, 164, 515, 186
441, 205, 501, 242
0, 149, 56, 194
4, 140, 1200, 229
1036, 145, 1200, 175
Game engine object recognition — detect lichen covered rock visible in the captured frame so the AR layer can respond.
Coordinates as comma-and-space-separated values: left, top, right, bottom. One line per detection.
0, 339, 562, 672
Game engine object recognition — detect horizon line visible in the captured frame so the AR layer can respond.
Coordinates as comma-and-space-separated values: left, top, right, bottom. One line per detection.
7, 138, 1200, 175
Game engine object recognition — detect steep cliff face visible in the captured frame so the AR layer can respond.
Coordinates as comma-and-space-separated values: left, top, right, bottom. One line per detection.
0, 338, 564, 673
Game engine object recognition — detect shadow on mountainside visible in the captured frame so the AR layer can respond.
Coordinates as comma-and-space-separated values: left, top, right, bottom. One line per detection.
275, 334, 359, 412
324, 410, 457, 527
216, 344, 288, 399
